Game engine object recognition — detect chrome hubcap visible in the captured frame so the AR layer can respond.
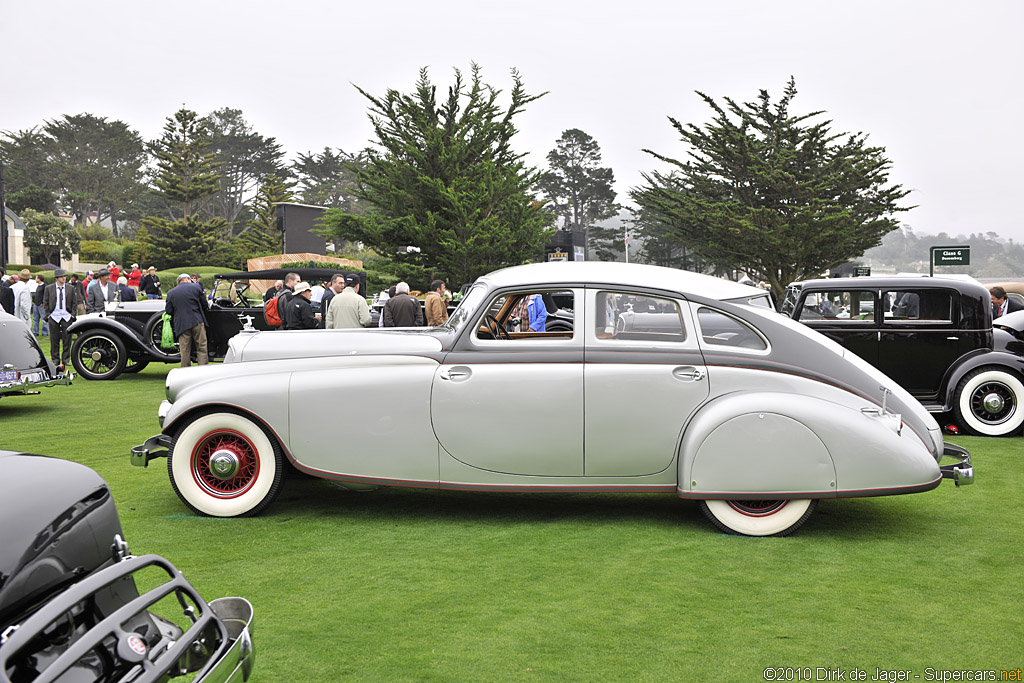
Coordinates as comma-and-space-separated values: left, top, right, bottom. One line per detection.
981, 392, 1005, 414
209, 449, 241, 480
91, 350, 103, 361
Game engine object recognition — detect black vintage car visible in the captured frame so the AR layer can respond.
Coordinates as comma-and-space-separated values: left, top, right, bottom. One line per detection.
0, 450, 254, 682
782, 276, 1024, 437
68, 268, 364, 381
0, 309, 73, 400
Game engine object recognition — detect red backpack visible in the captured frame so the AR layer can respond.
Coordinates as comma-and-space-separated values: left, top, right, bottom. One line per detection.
264, 294, 283, 327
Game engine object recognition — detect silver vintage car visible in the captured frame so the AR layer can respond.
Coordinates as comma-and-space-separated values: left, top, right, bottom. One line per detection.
132, 263, 972, 536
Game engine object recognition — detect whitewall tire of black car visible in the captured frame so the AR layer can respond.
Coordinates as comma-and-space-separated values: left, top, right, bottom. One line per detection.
169, 411, 285, 517
698, 499, 817, 537
953, 367, 1024, 437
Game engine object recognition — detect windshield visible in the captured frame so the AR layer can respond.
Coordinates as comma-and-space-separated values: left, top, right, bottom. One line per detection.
443, 282, 488, 333
781, 286, 801, 316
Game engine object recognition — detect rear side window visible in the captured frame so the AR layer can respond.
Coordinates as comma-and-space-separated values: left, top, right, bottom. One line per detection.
883, 289, 953, 323
596, 291, 686, 342
697, 307, 768, 350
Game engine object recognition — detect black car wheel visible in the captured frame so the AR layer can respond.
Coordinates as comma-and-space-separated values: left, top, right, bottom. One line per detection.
143, 313, 180, 358
122, 358, 150, 373
71, 332, 128, 381
953, 367, 1024, 436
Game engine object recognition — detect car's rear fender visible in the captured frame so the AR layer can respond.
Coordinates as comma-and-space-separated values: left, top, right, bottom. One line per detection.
678, 390, 940, 500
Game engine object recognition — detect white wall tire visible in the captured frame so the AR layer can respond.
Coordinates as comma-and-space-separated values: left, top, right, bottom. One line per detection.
953, 368, 1024, 437
699, 499, 817, 537
169, 411, 284, 517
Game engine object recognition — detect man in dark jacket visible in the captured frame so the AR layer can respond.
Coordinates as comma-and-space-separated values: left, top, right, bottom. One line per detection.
318, 274, 344, 329
42, 269, 80, 365
165, 273, 209, 367
283, 282, 319, 330
382, 281, 424, 327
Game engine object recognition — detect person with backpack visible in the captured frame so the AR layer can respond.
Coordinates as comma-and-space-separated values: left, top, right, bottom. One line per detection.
264, 272, 299, 328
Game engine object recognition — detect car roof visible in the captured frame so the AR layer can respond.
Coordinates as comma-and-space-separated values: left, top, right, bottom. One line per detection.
790, 276, 990, 296
478, 262, 762, 300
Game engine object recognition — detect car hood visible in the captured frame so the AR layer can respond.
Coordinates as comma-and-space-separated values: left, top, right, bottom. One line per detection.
227, 328, 444, 363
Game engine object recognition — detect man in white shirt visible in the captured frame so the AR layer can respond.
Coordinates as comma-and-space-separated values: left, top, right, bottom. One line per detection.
11, 270, 32, 324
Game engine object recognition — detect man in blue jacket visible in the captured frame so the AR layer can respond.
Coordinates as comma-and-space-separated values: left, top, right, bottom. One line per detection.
165, 273, 209, 367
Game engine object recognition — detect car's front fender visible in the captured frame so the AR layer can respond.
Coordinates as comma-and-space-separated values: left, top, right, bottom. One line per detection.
69, 316, 152, 356
678, 391, 940, 499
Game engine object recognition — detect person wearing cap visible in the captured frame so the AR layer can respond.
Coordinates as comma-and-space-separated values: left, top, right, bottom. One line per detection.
140, 267, 162, 299
283, 282, 319, 330
325, 273, 371, 329
42, 269, 80, 365
108, 262, 120, 282
165, 273, 209, 367
86, 268, 118, 313
126, 263, 142, 292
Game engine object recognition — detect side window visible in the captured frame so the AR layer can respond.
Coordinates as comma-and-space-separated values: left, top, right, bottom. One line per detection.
595, 291, 686, 342
883, 289, 952, 323
697, 307, 768, 351
796, 290, 874, 321
474, 291, 574, 341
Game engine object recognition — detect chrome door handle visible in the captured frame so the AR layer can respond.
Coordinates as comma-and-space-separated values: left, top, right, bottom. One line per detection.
672, 366, 705, 382
441, 367, 471, 381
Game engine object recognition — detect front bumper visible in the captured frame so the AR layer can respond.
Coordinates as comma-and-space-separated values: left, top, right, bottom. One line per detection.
131, 432, 173, 467
0, 369, 74, 396
940, 443, 974, 486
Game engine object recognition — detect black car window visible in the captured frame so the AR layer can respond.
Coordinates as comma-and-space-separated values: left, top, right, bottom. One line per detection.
596, 291, 686, 342
697, 307, 768, 350
796, 290, 875, 322
883, 289, 953, 323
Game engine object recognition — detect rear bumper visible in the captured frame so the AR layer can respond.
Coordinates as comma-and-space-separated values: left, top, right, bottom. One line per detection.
0, 369, 74, 396
940, 443, 974, 486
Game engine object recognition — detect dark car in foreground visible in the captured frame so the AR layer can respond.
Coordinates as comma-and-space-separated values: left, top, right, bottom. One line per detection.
0, 310, 73, 400
782, 276, 1024, 436
68, 267, 363, 381
0, 450, 254, 682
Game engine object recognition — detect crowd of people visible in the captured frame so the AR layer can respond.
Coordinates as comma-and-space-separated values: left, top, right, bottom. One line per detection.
157, 271, 451, 368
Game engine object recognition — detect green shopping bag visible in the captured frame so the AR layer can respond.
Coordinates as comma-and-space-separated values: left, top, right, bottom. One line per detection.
161, 312, 174, 348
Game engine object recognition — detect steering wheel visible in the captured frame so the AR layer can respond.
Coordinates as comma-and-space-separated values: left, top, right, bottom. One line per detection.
485, 314, 511, 340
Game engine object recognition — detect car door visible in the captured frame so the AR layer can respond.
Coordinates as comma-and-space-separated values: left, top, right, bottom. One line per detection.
794, 288, 879, 367
877, 286, 961, 398
430, 288, 585, 476
583, 288, 709, 477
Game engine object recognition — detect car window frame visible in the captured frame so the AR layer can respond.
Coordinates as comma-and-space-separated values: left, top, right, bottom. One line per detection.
459, 286, 583, 351
692, 303, 772, 355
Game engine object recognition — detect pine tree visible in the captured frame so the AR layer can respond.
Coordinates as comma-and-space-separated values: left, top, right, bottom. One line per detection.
143, 108, 232, 268
237, 175, 294, 256
633, 79, 911, 301
319, 64, 551, 285
150, 108, 221, 218
537, 129, 619, 260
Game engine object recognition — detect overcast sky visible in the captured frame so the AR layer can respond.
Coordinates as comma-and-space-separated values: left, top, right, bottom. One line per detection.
4, 0, 1023, 242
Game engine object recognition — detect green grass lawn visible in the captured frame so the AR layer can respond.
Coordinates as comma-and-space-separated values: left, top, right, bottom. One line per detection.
1, 357, 1021, 681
